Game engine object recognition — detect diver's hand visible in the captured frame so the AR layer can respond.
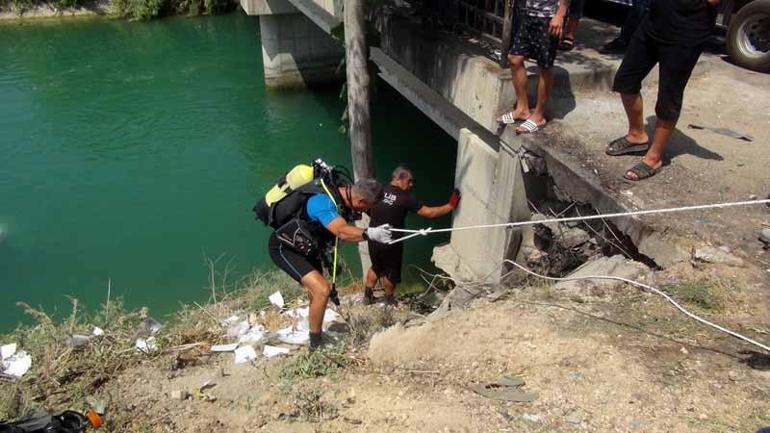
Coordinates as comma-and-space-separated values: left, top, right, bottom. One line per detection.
365, 224, 392, 244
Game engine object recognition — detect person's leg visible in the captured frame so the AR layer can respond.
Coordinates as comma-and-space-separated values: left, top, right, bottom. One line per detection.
363, 267, 377, 304
381, 276, 396, 297
301, 270, 331, 348
626, 42, 703, 179
610, 30, 658, 149
562, 0, 583, 43
517, 16, 557, 133
621, 93, 648, 144
509, 54, 531, 119
529, 66, 553, 125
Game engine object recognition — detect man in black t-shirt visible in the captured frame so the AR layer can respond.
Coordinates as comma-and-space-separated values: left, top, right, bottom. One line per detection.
607, 0, 720, 181
364, 165, 461, 305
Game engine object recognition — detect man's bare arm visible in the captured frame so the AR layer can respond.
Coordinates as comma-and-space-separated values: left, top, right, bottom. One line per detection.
325, 217, 365, 242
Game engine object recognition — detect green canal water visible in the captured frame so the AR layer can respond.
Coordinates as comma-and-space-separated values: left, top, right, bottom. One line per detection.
0, 13, 456, 331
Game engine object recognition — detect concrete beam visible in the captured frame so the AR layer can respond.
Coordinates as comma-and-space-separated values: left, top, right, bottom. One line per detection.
370, 47, 499, 152
432, 129, 529, 282
240, 0, 297, 15
284, 0, 341, 34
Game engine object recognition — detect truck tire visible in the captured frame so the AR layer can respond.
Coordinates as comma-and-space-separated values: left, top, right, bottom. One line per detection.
726, 0, 770, 72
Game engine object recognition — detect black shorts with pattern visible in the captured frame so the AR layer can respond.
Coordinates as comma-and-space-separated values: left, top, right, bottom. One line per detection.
509, 14, 559, 68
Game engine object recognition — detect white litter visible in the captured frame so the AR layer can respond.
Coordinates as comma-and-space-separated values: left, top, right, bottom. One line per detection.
274, 307, 343, 346
92, 327, 105, 337
263, 345, 290, 358
1, 350, 32, 378
1, 343, 17, 360
285, 307, 340, 331
238, 325, 266, 345
143, 318, 162, 335
276, 327, 310, 346
210, 343, 238, 353
268, 291, 285, 309
135, 337, 157, 353
233, 345, 257, 365
226, 320, 250, 339
222, 315, 240, 326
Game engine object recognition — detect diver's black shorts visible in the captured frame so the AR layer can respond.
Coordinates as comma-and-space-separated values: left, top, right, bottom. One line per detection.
368, 241, 404, 284
268, 233, 323, 283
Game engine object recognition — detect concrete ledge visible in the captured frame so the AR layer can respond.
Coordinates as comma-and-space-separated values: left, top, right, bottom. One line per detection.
240, 0, 297, 15
500, 122, 690, 267
284, 0, 341, 34
371, 47, 500, 151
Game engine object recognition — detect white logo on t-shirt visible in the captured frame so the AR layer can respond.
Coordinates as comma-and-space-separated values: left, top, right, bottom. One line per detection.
383, 192, 396, 205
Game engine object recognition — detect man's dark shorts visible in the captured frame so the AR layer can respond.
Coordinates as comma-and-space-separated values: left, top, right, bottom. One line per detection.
510, 14, 559, 68
612, 28, 704, 122
368, 241, 404, 284
268, 233, 323, 283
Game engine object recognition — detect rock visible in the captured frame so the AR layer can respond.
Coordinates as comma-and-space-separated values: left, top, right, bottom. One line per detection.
531, 213, 560, 232
554, 255, 652, 293
692, 246, 744, 267
565, 412, 583, 425
728, 370, 738, 381
170, 390, 188, 400
760, 228, 770, 245
559, 227, 591, 249
521, 414, 543, 423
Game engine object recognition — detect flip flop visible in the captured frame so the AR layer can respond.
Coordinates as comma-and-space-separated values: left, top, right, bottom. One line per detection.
498, 111, 528, 125
623, 161, 659, 181
606, 136, 650, 156
516, 118, 546, 134
558, 37, 575, 51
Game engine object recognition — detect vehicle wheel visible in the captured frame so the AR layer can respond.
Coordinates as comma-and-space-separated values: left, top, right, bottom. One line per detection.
726, 0, 770, 72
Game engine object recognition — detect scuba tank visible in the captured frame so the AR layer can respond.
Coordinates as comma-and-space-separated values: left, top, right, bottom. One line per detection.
254, 159, 336, 227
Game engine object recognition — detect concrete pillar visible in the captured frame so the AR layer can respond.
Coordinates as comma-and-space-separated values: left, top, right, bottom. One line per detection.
258, 12, 344, 89
432, 128, 529, 283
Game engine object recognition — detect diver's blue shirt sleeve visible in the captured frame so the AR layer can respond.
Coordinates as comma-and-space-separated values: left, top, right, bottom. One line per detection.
306, 194, 340, 227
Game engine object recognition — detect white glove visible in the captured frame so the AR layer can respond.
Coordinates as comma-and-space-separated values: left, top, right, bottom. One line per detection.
365, 224, 392, 244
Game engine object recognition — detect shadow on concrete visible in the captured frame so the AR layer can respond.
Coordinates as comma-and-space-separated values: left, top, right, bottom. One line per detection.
644, 115, 723, 163
521, 65, 577, 120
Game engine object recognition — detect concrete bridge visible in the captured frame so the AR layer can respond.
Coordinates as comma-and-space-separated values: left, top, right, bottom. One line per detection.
239, 0, 694, 281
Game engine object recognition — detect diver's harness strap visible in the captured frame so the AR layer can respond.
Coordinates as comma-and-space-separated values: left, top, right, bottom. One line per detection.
319, 178, 341, 307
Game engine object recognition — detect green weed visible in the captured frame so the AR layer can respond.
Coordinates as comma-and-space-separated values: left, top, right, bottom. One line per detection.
667, 280, 727, 311
280, 347, 349, 382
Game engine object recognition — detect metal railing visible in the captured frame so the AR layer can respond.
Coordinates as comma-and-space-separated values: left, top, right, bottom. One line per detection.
427, 0, 514, 62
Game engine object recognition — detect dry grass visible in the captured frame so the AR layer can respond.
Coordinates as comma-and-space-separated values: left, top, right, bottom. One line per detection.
0, 270, 309, 423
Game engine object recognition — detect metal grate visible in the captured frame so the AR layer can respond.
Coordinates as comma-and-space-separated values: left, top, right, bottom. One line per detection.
456, 0, 508, 44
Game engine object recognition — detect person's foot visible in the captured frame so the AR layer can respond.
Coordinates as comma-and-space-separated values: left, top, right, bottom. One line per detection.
363, 288, 375, 305
599, 37, 628, 55
309, 331, 324, 352
497, 108, 531, 124
515, 114, 546, 134
383, 294, 398, 306
624, 157, 663, 181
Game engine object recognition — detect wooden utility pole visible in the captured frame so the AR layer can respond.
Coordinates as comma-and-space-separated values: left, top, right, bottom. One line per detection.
344, 0, 373, 181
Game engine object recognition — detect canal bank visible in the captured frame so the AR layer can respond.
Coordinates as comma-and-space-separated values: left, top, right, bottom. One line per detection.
0, 11, 456, 331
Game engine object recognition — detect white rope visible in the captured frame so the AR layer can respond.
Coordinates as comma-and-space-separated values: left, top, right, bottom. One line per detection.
388, 199, 770, 244
502, 259, 770, 353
